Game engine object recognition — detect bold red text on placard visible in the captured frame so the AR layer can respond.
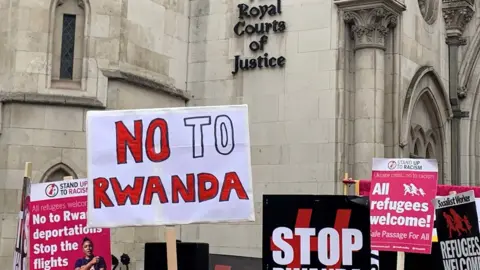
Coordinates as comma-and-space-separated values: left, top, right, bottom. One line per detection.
93, 172, 249, 209
104, 116, 246, 209
115, 118, 171, 164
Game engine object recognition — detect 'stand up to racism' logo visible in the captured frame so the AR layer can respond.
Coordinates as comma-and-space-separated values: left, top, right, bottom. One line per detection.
387, 160, 397, 170
443, 209, 473, 238
45, 183, 59, 197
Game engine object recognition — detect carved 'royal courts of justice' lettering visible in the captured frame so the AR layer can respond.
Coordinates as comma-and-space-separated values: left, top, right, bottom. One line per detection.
232, 0, 287, 75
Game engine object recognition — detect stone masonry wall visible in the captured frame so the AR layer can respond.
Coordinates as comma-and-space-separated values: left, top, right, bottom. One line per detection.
121, 0, 189, 90
182, 0, 340, 258
0, 103, 89, 267
394, 0, 451, 182
0, 0, 459, 267
0, 82, 186, 269
0, 0, 190, 268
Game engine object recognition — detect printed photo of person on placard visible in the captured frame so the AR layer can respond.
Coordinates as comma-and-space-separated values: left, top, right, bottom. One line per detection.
74, 237, 107, 270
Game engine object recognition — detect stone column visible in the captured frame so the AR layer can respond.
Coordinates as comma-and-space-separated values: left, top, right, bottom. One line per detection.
442, 2, 473, 184
344, 7, 399, 178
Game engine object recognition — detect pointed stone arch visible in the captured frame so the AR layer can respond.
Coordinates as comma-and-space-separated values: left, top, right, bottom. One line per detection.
401, 67, 452, 145
410, 125, 426, 156
45, 0, 91, 90
457, 27, 480, 185
465, 75, 480, 185
41, 163, 78, 182
400, 66, 451, 183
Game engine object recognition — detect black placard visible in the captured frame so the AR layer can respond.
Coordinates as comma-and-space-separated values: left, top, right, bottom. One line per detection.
210, 254, 261, 270
263, 195, 371, 270
434, 191, 480, 270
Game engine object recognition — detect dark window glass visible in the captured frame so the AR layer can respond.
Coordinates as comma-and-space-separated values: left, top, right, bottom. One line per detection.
60, 14, 76, 80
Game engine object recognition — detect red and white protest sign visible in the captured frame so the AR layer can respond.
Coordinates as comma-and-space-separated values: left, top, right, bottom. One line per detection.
86, 105, 254, 227
28, 179, 111, 270
370, 158, 437, 254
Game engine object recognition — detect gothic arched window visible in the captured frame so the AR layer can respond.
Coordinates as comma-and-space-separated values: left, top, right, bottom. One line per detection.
408, 90, 445, 183
50, 0, 86, 88
41, 163, 77, 182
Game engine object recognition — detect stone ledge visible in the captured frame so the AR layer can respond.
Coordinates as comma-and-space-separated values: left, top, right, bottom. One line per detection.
101, 69, 191, 101
0, 92, 105, 109
334, 0, 406, 14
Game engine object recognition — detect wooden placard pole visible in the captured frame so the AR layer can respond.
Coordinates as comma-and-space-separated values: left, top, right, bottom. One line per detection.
19, 162, 32, 270
342, 173, 358, 196
165, 226, 178, 270
343, 174, 380, 270
342, 174, 364, 269
24, 162, 32, 180
395, 252, 405, 270
63, 176, 74, 180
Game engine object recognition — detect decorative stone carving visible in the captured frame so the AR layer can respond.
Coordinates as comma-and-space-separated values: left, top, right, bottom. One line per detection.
57, 0, 85, 8
442, 0, 474, 37
418, 0, 439, 24
446, 35, 467, 45
458, 85, 467, 99
344, 7, 399, 50
418, 0, 427, 16
442, 0, 474, 101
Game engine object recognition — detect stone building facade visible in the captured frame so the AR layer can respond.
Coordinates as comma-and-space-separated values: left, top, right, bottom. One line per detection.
0, 0, 478, 268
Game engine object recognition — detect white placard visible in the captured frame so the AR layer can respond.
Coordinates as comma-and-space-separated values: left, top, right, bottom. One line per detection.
86, 105, 254, 228
372, 158, 438, 172
433, 190, 475, 209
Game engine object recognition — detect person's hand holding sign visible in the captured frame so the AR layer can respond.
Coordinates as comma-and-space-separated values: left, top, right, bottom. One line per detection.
92, 256, 100, 264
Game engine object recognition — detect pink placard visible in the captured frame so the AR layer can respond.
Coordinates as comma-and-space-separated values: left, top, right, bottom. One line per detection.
28, 179, 111, 270
370, 158, 438, 254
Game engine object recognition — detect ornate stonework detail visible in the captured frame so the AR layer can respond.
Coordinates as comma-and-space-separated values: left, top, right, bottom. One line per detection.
57, 0, 85, 8
442, 2, 474, 37
419, 0, 427, 16
418, 0, 439, 24
458, 85, 467, 99
344, 7, 399, 50
446, 35, 467, 45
